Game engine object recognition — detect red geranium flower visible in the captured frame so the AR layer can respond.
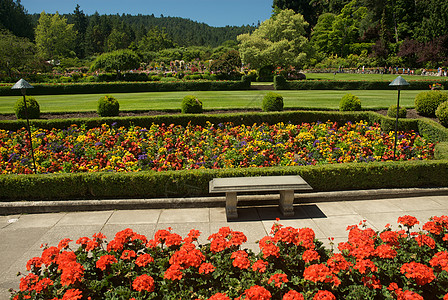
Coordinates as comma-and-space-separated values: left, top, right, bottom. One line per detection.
62, 288, 82, 300
313, 290, 336, 300
199, 262, 215, 274
132, 274, 155, 292
400, 262, 435, 285
398, 215, 419, 227
283, 290, 304, 300
302, 250, 320, 263
96, 255, 117, 271
241, 285, 271, 300
135, 253, 154, 267
208, 293, 231, 300
252, 259, 268, 273
268, 273, 288, 288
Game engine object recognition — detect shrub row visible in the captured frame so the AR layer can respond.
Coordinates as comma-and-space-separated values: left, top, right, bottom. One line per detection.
1, 160, 447, 201
273, 76, 448, 90
0, 78, 251, 96
2, 110, 445, 141
1, 110, 448, 201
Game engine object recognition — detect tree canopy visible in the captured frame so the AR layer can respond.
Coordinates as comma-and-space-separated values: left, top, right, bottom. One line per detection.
237, 9, 310, 69
90, 49, 140, 74
35, 11, 76, 59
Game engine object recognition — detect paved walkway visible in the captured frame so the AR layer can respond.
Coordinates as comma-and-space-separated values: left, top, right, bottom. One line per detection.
1, 193, 448, 299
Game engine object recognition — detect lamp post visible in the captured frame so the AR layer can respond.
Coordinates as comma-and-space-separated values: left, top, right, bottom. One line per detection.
11, 79, 37, 173
389, 76, 410, 160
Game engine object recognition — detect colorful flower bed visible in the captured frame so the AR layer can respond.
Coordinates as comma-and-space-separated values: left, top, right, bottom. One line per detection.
0, 121, 435, 174
11, 215, 448, 299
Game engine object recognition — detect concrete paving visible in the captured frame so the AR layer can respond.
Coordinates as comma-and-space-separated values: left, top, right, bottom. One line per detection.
1, 192, 448, 300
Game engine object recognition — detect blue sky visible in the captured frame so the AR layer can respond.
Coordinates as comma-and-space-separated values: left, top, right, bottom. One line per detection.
20, 0, 273, 27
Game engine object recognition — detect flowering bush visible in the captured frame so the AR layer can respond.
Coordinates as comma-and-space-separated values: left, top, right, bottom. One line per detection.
0, 121, 435, 174
11, 215, 448, 299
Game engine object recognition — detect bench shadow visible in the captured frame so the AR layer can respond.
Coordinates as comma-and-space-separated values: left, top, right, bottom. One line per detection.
228, 204, 327, 222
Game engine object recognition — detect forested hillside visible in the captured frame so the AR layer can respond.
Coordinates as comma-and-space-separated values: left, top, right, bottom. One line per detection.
28, 11, 256, 50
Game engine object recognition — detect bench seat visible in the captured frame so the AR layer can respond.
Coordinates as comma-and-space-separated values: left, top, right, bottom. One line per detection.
209, 175, 312, 219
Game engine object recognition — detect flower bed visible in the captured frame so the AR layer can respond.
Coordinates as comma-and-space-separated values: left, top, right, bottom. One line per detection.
0, 121, 435, 174
11, 215, 448, 299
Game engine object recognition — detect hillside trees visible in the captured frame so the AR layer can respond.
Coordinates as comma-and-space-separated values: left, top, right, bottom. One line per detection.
35, 11, 76, 59
237, 9, 310, 70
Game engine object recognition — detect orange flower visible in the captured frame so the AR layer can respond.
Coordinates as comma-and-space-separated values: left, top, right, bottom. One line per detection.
400, 262, 435, 285
132, 274, 155, 292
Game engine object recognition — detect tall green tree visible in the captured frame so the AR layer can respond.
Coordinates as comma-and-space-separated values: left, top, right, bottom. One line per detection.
0, 29, 36, 76
35, 11, 76, 59
0, 0, 34, 39
237, 9, 310, 69
327, 0, 367, 57
72, 4, 88, 58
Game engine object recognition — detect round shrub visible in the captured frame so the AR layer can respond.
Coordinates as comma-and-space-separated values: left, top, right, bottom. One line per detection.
387, 105, 407, 118
97, 95, 120, 117
436, 101, 448, 127
181, 95, 203, 114
339, 93, 361, 111
414, 90, 448, 117
262, 92, 284, 112
14, 96, 40, 119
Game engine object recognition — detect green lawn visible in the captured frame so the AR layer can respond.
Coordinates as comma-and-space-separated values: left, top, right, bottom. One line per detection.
0, 89, 424, 114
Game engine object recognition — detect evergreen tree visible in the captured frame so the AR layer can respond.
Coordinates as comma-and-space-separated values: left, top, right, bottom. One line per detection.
0, 0, 34, 39
72, 4, 87, 58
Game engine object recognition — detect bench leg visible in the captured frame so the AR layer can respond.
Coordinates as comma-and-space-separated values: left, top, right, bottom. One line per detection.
279, 190, 294, 217
226, 192, 238, 219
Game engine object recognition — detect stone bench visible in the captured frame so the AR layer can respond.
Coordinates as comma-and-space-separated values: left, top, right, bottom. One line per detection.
209, 175, 312, 219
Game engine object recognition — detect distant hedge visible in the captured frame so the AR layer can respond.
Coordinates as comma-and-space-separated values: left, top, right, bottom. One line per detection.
273, 76, 448, 90
0, 79, 251, 96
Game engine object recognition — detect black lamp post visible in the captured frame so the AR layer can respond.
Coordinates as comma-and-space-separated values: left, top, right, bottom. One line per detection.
11, 79, 37, 173
389, 76, 410, 160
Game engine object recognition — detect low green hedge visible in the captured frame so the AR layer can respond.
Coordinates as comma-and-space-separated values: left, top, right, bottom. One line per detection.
1, 110, 447, 201
0, 110, 445, 141
274, 78, 448, 90
0, 79, 251, 96
1, 160, 447, 201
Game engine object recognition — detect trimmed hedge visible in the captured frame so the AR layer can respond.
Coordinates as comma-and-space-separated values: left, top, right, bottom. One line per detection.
1, 160, 447, 201
274, 79, 448, 90
0, 79, 251, 96
1, 110, 448, 201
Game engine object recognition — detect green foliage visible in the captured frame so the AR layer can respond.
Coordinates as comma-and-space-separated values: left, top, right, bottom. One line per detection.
387, 105, 407, 118
436, 101, 448, 127
90, 49, 140, 74
14, 96, 40, 119
339, 93, 361, 111
97, 95, 119, 117
0, 0, 34, 39
415, 90, 448, 117
0, 79, 251, 96
35, 11, 76, 59
0, 29, 36, 77
237, 9, 310, 69
262, 92, 284, 112
273, 75, 288, 90
181, 95, 203, 114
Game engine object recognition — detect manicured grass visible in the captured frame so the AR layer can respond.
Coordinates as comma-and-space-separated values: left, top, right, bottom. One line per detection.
0, 89, 424, 114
